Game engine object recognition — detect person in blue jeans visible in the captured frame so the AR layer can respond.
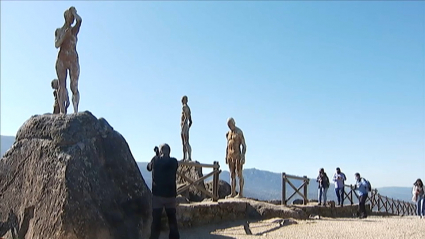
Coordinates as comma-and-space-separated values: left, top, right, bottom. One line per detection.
412, 178, 424, 218
333, 167, 346, 207
317, 168, 330, 206
354, 173, 369, 219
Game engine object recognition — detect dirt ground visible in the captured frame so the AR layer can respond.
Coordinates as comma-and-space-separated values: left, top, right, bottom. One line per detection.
159, 215, 425, 239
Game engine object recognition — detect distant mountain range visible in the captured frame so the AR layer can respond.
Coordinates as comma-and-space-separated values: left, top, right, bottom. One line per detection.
137, 162, 413, 203
1, 135, 413, 203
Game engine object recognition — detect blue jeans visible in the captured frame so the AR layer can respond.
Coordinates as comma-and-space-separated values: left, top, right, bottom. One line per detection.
318, 187, 328, 204
335, 187, 345, 205
358, 194, 368, 218
417, 195, 425, 217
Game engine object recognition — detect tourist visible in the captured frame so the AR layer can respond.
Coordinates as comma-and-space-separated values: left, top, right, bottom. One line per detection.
333, 167, 346, 206
316, 168, 330, 206
412, 178, 424, 218
147, 144, 180, 239
353, 173, 368, 218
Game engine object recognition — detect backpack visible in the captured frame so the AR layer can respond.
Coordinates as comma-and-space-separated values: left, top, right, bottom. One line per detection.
323, 175, 330, 188
363, 178, 372, 192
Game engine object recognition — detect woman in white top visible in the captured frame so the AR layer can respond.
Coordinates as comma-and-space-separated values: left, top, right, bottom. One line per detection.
412, 178, 424, 218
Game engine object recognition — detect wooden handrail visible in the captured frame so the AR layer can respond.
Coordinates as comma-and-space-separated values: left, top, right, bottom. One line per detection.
281, 173, 309, 205
341, 184, 416, 216
280, 172, 416, 216
283, 174, 310, 182
178, 161, 219, 169
176, 160, 221, 202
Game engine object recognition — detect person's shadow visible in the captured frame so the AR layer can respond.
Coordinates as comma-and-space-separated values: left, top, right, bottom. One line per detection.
0, 209, 18, 238
0, 206, 35, 239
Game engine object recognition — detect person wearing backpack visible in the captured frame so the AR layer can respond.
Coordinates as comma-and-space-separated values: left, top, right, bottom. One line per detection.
412, 178, 424, 218
353, 172, 369, 219
316, 168, 330, 206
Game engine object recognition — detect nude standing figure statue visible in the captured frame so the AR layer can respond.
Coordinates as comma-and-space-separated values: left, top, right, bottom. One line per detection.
51, 79, 69, 114
225, 117, 247, 198
55, 6, 82, 114
181, 95, 192, 161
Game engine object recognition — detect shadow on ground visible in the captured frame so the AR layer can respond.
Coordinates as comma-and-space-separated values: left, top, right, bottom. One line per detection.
159, 218, 298, 239
159, 219, 262, 239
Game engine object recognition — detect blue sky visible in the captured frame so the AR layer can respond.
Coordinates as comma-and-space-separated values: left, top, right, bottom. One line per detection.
1, 1, 424, 187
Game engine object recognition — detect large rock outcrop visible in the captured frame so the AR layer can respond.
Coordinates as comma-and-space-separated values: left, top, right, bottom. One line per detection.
205, 180, 231, 199
176, 160, 207, 202
0, 111, 152, 239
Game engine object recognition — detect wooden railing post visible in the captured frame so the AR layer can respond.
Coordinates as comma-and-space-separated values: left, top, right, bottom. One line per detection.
282, 173, 286, 205
303, 176, 308, 205
212, 161, 219, 202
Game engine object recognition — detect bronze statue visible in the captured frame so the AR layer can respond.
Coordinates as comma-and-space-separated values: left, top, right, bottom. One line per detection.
180, 96, 192, 161
54, 6, 82, 114
51, 79, 69, 114
225, 117, 246, 198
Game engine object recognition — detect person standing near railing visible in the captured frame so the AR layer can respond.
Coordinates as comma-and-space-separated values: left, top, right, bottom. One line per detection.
317, 168, 330, 206
412, 178, 424, 219
333, 167, 346, 207
354, 173, 369, 219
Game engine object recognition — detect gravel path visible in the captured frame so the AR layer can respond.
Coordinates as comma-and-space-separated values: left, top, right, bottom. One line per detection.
159, 216, 425, 239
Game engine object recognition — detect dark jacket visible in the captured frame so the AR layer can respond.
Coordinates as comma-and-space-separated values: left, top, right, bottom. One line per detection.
317, 172, 330, 189
148, 155, 178, 198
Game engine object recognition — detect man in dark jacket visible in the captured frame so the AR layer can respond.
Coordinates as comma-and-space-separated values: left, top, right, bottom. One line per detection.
147, 144, 180, 239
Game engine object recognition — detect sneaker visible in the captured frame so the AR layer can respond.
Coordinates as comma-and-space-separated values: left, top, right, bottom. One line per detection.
318, 203, 321, 206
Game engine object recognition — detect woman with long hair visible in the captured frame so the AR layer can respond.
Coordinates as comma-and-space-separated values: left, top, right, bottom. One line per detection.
412, 178, 424, 218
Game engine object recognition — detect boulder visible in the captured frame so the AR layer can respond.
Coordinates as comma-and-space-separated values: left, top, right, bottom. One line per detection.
292, 199, 304, 205
176, 160, 206, 202
205, 180, 231, 199
0, 111, 152, 239
176, 195, 189, 205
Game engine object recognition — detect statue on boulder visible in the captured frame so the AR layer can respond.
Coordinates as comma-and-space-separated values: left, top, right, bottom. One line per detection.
225, 117, 246, 198
54, 6, 82, 114
180, 95, 192, 161
51, 79, 69, 114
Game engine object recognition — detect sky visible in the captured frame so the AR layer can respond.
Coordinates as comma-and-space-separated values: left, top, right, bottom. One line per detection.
1, 1, 424, 188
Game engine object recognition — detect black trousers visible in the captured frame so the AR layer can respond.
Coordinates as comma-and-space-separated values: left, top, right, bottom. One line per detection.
150, 196, 180, 239
358, 194, 367, 217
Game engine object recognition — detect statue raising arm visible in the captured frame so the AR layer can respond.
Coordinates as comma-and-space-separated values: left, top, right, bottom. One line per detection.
54, 7, 82, 49
70, 7, 82, 35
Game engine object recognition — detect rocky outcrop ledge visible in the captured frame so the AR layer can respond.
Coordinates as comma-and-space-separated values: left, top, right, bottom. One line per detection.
176, 198, 308, 228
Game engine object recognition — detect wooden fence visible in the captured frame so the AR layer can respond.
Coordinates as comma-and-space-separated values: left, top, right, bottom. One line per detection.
281, 173, 310, 205
280, 173, 416, 216
176, 161, 221, 202
342, 184, 416, 216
